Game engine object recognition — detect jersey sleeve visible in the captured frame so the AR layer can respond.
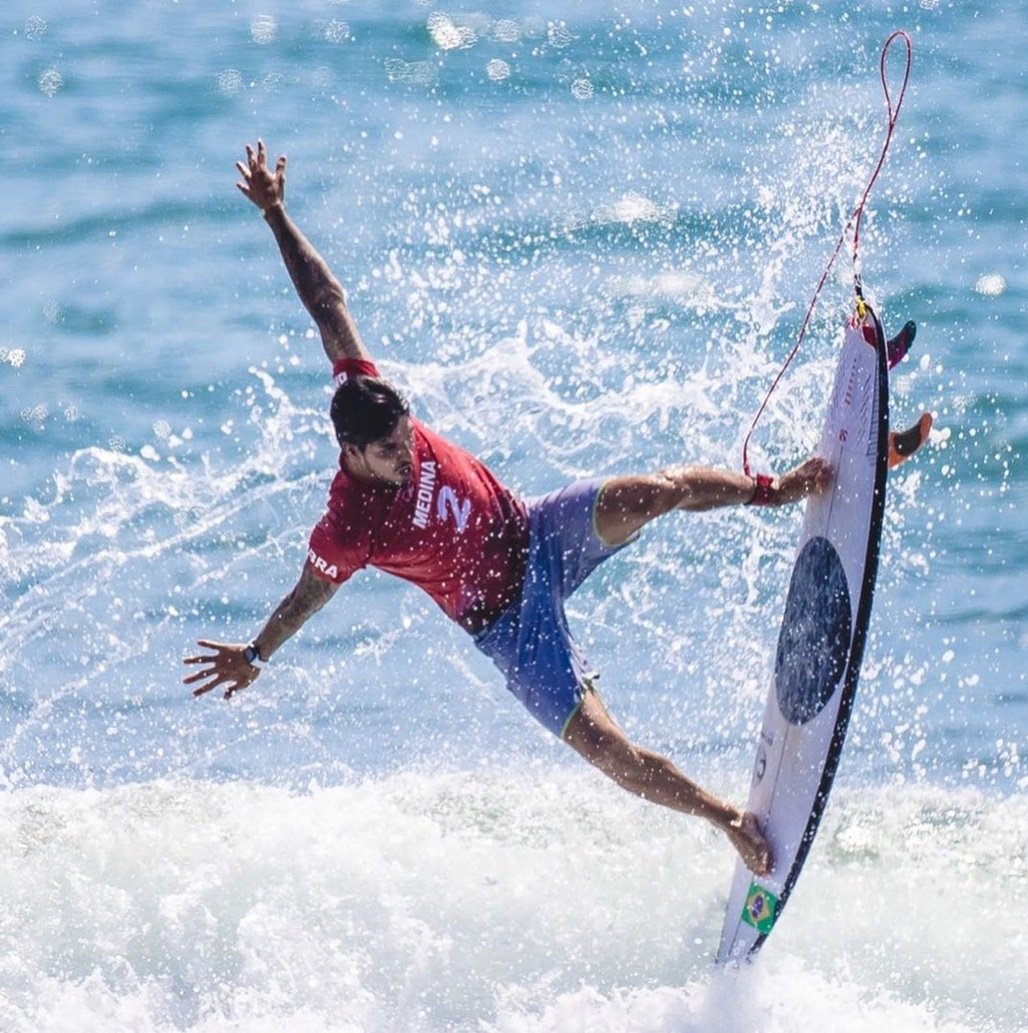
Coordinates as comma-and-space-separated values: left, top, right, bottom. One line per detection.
332, 357, 380, 385
306, 512, 367, 585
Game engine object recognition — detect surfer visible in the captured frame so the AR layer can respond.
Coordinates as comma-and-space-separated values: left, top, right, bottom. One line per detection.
184, 141, 831, 876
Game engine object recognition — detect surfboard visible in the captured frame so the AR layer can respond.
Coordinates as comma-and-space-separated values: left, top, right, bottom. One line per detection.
716, 306, 890, 964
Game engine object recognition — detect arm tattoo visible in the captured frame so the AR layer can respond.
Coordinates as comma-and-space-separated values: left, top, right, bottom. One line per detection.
277, 568, 338, 629
266, 208, 341, 318
264, 207, 368, 362
257, 567, 340, 659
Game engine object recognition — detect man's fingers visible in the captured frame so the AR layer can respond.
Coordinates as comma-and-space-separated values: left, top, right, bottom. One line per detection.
193, 681, 238, 699
801, 458, 832, 496
183, 645, 221, 664
191, 672, 245, 698
190, 670, 224, 692
183, 653, 216, 666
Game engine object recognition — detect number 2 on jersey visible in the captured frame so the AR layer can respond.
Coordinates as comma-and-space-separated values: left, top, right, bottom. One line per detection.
436, 486, 471, 533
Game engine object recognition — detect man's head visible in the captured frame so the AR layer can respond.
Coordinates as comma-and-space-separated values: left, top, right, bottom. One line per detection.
332, 376, 414, 486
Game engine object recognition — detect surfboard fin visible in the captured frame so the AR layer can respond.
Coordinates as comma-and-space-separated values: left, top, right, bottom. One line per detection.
886, 320, 916, 369
888, 412, 933, 469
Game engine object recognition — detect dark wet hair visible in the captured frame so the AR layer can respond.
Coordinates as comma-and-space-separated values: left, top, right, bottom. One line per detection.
330, 375, 409, 448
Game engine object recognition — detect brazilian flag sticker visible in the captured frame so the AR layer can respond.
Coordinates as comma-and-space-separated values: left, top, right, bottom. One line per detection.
741, 883, 779, 935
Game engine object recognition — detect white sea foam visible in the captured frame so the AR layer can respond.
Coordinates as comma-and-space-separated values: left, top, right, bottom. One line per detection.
0, 775, 1022, 1032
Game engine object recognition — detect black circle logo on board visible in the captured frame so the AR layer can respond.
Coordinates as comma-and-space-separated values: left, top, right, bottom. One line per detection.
774, 536, 853, 725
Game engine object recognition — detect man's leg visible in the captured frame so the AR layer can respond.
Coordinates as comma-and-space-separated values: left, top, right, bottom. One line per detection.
563, 688, 771, 875
594, 458, 830, 546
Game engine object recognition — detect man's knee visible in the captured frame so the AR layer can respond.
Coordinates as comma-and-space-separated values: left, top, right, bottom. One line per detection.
564, 690, 611, 752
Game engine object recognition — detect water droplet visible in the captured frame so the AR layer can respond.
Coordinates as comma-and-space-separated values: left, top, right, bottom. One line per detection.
38, 67, 63, 97
251, 15, 277, 44
974, 273, 1005, 296
217, 68, 244, 94
25, 16, 47, 40
570, 78, 593, 100
486, 59, 511, 82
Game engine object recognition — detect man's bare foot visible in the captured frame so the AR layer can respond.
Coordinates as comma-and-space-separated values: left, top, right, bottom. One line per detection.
727, 811, 772, 876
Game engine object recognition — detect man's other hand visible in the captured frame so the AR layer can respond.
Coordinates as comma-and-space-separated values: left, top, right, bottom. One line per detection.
236, 139, 286, 215
183, 640, 261, 700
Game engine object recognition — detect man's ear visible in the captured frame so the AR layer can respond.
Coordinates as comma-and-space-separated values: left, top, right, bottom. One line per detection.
341, 442, 363, 465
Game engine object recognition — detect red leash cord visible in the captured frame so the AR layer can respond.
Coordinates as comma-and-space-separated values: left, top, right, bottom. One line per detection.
741, 30, 913, 478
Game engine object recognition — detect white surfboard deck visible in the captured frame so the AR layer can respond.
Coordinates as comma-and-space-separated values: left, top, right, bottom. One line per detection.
716, 308, 889, 964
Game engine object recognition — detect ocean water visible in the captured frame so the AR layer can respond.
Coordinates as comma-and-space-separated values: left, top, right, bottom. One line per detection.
0, 1, 1024, 1030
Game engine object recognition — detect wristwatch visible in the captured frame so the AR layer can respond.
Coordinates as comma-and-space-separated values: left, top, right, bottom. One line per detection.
243, 642, 265, 668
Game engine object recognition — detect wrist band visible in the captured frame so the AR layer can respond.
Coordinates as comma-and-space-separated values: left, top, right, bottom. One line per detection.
746, 473, 775, 507
243, 642, 265, 668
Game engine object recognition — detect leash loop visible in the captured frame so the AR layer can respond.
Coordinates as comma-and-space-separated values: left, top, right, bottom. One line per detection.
741, 31, 913, 476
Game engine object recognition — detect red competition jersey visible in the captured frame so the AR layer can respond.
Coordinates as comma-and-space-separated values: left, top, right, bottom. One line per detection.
307, 359, 529, 631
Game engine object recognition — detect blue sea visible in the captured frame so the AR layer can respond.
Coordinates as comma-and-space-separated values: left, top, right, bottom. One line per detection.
1, 1, 1024, 1030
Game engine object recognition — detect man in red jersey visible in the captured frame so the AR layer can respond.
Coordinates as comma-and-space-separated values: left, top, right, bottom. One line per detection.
184, 141, 831, 876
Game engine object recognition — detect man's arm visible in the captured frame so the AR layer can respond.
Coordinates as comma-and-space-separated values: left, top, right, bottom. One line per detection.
594, 457, 831, 546
670, 456, 832, 512
184, 565, 340, 700
236, 139, 370, 365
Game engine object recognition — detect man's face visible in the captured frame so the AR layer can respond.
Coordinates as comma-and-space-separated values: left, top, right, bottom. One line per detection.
345, 415, 415, 486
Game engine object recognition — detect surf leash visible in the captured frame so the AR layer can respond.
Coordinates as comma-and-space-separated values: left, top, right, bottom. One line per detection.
741, 30, 913, 478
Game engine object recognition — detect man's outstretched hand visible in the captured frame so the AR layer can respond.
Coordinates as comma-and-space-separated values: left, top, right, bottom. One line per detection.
236, 139, 286, 215
183, 640, 260, 700
767, 456, 832, 506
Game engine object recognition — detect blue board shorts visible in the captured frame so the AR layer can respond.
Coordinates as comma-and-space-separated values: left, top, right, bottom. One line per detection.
472, 479, 634, 738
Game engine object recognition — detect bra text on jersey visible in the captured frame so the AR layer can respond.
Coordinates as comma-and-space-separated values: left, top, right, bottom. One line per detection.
307, 547, 339, 580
